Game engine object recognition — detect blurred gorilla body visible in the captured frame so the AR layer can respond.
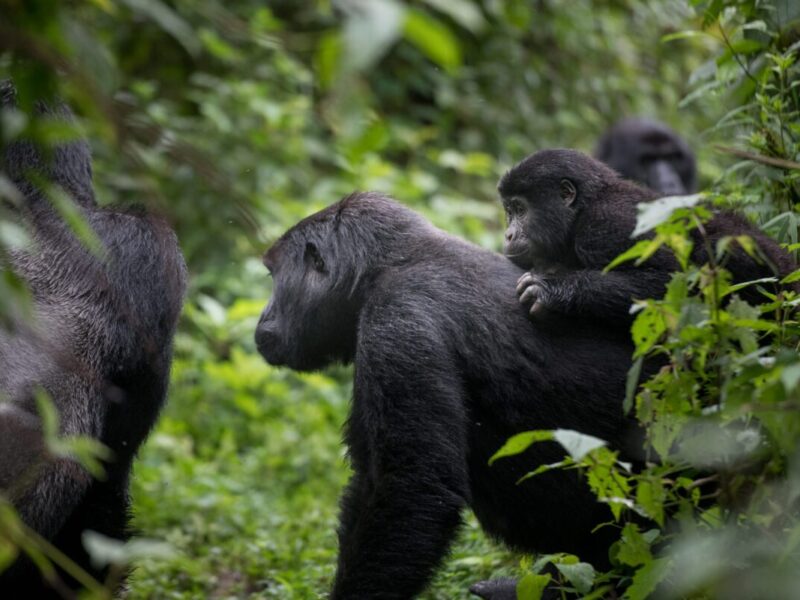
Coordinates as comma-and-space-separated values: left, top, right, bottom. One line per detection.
255, 193, 641, 599
595, 118, 697, 195
0, 83, 186, 596
501, 149, 795, 325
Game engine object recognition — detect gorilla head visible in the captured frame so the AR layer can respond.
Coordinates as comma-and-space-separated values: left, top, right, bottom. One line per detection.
255, 192, 433, 371
594, 118, 697, 196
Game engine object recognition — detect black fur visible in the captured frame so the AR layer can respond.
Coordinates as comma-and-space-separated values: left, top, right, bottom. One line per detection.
499, 149, 795, 324
595, 118, 697, 195
255, 193, 641, 599
0, 82, 186, 596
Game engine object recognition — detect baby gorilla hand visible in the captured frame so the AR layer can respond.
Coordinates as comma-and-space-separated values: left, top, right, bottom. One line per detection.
516, 272, 557, 316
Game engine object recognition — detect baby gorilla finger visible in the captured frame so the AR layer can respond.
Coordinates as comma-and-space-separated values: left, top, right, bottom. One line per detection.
516, 272, 535, 296
519, 283, 540, 305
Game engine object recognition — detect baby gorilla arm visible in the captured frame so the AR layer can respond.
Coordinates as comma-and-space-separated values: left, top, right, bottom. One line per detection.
516, 269, 672, 323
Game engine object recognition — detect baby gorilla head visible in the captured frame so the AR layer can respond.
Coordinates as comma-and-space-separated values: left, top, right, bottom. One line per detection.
497, 149, 628, 271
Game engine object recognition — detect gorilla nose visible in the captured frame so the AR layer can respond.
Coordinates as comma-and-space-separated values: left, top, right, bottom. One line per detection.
504, 230, 514, 242
651, 161, 686, 196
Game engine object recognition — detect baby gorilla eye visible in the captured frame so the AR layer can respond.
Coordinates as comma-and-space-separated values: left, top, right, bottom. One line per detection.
506, 198, 526, 217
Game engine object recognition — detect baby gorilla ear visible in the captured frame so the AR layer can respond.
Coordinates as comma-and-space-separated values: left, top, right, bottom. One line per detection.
304, 241, 326, 273
559, 179, 577, 206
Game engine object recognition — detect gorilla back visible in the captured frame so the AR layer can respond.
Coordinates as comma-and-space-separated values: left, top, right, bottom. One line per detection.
255, 193, 637, 599
0, 84, 186, 595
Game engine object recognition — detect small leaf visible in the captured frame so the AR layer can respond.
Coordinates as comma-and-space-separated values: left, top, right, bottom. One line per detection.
636, 479, 665, 526
552, 429, 607, 461
633, 194, 704, 237
517, 459, 571, 484
489, 430, 552, 465
604, 239, 660, 272
624, 356, 644, 415
624, 557, 671, 600
516, 572, 551, 600
555, 561, 595, 594
781, 270, 800, 284
617, 523, 653, 567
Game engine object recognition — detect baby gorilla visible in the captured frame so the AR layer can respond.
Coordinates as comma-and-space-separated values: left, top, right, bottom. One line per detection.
500, 149, 794, 323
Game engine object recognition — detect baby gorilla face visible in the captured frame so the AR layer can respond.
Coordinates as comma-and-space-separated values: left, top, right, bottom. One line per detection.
502, 195, 536, 267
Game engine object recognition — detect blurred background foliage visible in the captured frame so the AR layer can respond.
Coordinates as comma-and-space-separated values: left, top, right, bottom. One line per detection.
1, 0, 799, 598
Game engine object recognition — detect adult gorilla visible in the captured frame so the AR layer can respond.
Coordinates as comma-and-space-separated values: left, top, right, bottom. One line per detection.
595, 118, 697, 195
255, 193, 639, 599
0, 83, 186, 595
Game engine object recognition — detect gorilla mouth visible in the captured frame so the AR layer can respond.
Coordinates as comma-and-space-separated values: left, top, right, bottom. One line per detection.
503, 248, 532, 268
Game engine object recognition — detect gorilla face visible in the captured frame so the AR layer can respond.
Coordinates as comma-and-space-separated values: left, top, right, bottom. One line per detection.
595, 118, 697, 196
255, 212, 359, 372
498, 149, 613, 271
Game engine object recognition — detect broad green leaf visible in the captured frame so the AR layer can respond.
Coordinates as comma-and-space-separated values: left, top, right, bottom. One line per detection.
631, 307, 667, 357
624, 557, 671, 600
633, 194, 703, 237
636, 479, 665, 526
516, 572, 551, 600
617, 523, 653, 567
555, 561, 595, 594
403, 8, 462, 72
552, 429, 607, 461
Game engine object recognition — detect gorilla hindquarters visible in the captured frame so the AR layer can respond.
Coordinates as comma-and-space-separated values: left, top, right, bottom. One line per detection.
255, 192, 637, 599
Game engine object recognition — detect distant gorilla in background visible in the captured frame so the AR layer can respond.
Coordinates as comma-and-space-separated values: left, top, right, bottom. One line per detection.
595, 118, 697, 195
0, 82, 186, 596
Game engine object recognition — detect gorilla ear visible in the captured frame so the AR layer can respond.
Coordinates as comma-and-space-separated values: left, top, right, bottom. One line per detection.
304, 242, 326, 273
559, 179, 577, 206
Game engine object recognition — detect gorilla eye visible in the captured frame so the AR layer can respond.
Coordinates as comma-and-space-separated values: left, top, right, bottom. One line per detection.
559, 179, 577, 205
304, 242, 326, 273
506, 198, 525, 216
